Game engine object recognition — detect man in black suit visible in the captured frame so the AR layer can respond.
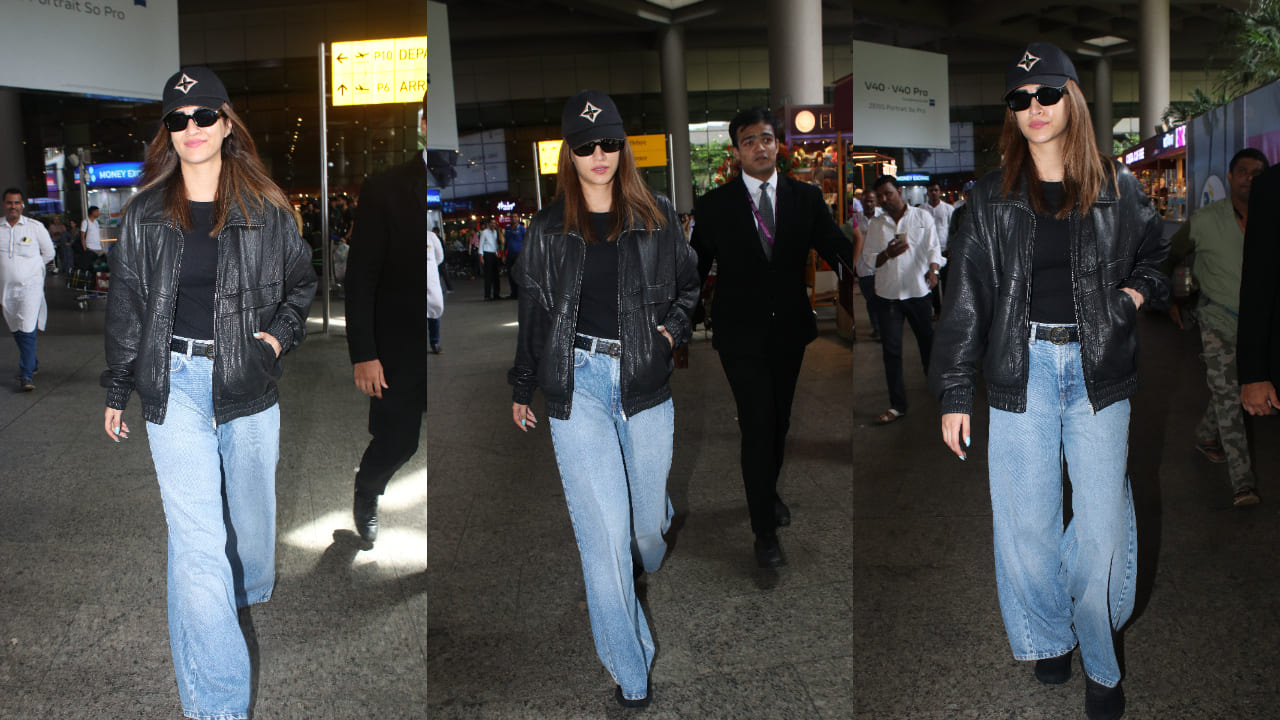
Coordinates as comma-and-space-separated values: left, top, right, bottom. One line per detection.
691, 108, 853, 567
345, 91, 430, 543
1239, 163, 1280, 427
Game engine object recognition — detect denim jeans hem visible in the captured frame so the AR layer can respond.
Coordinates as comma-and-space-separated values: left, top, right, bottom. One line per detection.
182, 710, 248, 720
1084, 670, 1121, 688
1012, 645, 1078, 662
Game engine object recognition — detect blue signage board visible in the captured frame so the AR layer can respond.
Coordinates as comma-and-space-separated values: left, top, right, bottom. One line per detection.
85, 162, 144, 188
427, 188, 441, 207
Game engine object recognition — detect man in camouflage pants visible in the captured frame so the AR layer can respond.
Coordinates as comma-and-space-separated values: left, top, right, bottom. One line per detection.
1166, 148, 1269, 505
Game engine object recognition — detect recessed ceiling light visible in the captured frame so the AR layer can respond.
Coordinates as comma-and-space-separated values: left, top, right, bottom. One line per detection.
645, 0, 705, 8
1084, 35, 1127, 48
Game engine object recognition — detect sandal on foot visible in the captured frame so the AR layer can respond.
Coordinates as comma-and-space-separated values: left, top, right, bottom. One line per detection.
874, 408, 905, 425
1233, 487, 1261, 506
1195, 440, 1227, 463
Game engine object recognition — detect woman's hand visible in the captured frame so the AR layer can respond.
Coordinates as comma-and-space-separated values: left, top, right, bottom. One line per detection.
353, 359, 388, 399
254, 331, 282, 357
941, 412, 970, 460
1120, 287, 1144, 311
657, 324, 674, 348
512, 403, 538, 432
104, 407, 130, 443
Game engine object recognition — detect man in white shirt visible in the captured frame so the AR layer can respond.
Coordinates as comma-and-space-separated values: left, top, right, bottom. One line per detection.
1, 188, 56, 391
861, 175, 941, 424
855, 190, 886, 340
479, 220, 503, 300
82, 206, 103, 254
925, 182, 953, 316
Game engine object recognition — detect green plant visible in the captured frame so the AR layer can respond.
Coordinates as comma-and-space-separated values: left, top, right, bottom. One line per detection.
1162, 1, 1280, 124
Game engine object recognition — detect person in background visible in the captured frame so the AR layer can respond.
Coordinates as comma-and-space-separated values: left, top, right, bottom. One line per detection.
428, 227, 445, 353
930, 42, 1167, 720
102, 66, 316, 720
504, 218, 525, 299
82, 205, 103, 255
509, 90, 699, 708
1163, 147, 1268, 506
346, 90, 432, 543
1, 188, 56, 391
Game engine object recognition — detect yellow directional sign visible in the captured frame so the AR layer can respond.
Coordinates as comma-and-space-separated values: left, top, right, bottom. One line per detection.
331, 36, 428, 106
536, 134, 669, 175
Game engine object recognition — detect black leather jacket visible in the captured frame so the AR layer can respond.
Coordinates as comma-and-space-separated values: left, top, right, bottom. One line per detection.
930, 162, 1169, 415
103, 188, 317, 425
508, 195, 700, 420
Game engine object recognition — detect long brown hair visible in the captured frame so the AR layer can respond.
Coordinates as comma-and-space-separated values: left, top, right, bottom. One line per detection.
554, 140, 666, 244
999, 79, 1116, 218
136, 102, 291, 234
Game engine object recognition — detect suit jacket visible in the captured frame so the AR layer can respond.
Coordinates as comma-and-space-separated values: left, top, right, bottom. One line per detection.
691, 174, 852, 355
1238, 163, 1280, 385
346, 154, 430, 379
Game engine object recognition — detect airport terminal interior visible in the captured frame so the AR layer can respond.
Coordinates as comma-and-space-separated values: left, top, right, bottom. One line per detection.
3, 0, 1280, 718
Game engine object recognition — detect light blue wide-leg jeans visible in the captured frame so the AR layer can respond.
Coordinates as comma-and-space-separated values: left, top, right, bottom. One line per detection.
549, 338, 675, 701
988, 325, 1137, 688
146, 346, 279, 720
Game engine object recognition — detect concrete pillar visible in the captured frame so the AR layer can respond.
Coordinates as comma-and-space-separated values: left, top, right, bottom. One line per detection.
1140, 0, 1170, 138
767, 0, 824, 108
659, 25, 694, 213
1094, 56, 1114, 154
0, 89, 27, 193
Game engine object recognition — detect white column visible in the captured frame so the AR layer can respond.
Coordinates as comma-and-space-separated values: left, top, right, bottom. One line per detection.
767, 0, 824, 108
660, 25, 694, 213
1094, 56, 1114, 153
1140, 0, 1170, 138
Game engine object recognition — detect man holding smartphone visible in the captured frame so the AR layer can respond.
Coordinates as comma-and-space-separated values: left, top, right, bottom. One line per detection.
861, 175, 941, 424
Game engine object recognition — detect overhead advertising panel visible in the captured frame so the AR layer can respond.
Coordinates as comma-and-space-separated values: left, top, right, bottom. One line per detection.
426, 1, 460, 151
849, 41, 951, 150
536, 135, 670, 175
0, 1, 178, 100
331, 36, 428, 106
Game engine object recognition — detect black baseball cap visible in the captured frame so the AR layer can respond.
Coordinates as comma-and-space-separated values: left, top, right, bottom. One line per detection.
561, 90, 625, 150
1005, 42, 1078, 98
161, 67, 230, 117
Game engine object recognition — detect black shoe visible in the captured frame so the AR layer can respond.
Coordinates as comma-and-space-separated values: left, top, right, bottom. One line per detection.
353, 492, 379, 543
1034, 652, 1072, 684
430, 343, 442, 354
754, 533, 786, 568
615, 684, 650, 709
1085, 677, 1125, 720
774, 499, 791, 527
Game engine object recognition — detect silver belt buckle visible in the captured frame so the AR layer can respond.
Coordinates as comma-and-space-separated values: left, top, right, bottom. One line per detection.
1048, 327, 1070, 345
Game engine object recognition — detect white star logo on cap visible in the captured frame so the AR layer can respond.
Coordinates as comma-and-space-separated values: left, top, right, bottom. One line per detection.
174, 73, 198, 94
580, 101, 602, 123
1016, 51, 1041, 72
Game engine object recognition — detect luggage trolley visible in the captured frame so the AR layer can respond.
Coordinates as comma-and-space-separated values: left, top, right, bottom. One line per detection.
68, 258, 110, 311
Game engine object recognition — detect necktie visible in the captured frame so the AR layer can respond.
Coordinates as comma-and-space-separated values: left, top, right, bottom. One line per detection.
758, 182, 775, 235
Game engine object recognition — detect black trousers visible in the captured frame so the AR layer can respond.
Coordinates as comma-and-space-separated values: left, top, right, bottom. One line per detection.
874, 295, 933, 413
505, 250, 520, 298
483, 252, 502, 299
718, 345, 806, 537
354, 368, 427, 498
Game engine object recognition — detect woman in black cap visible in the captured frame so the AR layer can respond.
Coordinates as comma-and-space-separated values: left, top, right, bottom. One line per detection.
508, 89, 699, 708
930, 42, 1167, 720
102, 66, 315, 720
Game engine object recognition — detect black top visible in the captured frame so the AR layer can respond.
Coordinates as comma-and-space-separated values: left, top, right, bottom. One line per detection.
575, 212, 620, 340
173, 201, 217, 341
1029, 183, 1076, 324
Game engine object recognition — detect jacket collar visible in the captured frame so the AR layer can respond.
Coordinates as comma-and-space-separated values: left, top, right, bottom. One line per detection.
134, 186, 261, 227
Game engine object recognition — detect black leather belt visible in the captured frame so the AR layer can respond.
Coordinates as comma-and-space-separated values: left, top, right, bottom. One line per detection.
171, 338, 215, 358
1034, 325, 1079, 345
574, 334, 622, 358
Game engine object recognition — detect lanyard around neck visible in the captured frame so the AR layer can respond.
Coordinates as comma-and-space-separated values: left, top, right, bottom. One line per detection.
747, 182, 774, 246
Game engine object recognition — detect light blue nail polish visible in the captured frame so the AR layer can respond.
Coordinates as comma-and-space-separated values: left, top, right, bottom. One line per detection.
963, 435, 971, 447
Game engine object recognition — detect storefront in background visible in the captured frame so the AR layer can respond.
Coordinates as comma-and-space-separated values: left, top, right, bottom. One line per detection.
1121, 125, 1187, 223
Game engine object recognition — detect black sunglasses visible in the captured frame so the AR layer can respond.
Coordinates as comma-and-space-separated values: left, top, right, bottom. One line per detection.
571, 138, 625, 157
164, 108, 223, 132
1005, 84, 1067, 112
